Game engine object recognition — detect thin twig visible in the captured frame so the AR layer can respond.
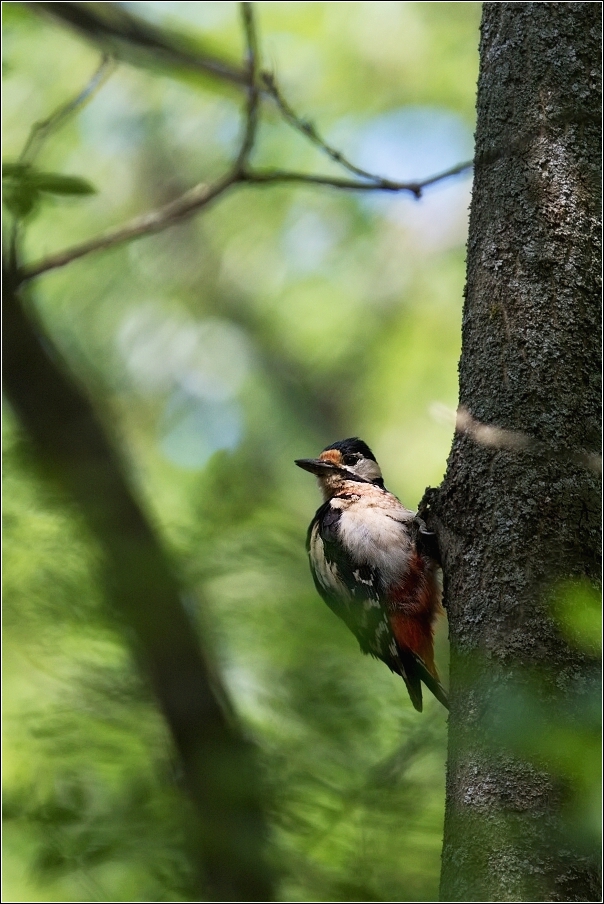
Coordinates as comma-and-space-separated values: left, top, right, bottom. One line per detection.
19, 55, 115, 165
13, 0, 474, 285
18, 174, 237, 282
411, 159, 474, 190
17, 4, 263, 285
8, 54, 115, 269
261, 71, 473, 194
262, 71, 384, 184
21, 2, 474, 197
18, 158, 473, 283
241, 161, 472, 197
235, 2, 260, 172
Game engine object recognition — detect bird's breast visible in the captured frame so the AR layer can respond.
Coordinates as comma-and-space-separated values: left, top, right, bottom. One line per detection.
335, 495, 414, 585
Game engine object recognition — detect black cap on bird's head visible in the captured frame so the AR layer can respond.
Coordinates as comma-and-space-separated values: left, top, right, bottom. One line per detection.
295, 437, 384, 496
322, 437, 377, 462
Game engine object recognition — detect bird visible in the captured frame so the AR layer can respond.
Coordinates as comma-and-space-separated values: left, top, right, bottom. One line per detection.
295, 437, 448, 712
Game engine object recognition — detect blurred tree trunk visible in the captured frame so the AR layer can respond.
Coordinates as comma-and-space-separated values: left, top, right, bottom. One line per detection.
2, 266, 274, 903
424, 4, 601, 901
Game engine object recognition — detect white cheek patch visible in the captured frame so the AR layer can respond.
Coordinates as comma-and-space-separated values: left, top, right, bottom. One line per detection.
354, 458, 382, 482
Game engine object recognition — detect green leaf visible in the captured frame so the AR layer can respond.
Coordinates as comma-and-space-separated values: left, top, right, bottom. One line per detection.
2, 162, 30, 177
551, 579, 602, 653
30, 172, 97, 196
2, 163, 96, 219
3, 162, 38, 218
3, 185, 40, 219
3, 162, 96, 195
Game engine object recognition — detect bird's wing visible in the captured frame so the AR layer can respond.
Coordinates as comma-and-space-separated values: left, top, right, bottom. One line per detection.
308, 502, 389, 646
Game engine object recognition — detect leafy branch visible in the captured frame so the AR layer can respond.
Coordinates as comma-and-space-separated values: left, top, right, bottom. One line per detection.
5, 53, 114, 267
10, 0, 473, 285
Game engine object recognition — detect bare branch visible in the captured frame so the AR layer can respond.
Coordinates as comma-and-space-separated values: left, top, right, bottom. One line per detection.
18, 174, 237, 283
18, 156, 474, 283
25, 1, 248, 87
261, 71, 473, 194
25, 1, 472, 194
19, 54, 115, 164
412, 160, 474, 191
241, 161, 472, 197
7, 54, 114, 273
261, 71, 387, 185
18, 4, 261, 285
235, 2, 260, 172
12, 0, 474, 285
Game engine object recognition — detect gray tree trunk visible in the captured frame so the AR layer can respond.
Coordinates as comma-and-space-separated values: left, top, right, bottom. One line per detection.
424, 4, 601, 901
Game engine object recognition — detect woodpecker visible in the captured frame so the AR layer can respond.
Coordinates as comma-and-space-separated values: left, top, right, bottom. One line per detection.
295, 437, 448, 712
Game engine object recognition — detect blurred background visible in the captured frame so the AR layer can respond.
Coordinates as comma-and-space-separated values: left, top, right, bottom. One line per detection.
3, 2, 481, 900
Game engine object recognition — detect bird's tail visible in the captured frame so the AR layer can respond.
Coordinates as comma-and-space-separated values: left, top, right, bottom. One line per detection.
414, 654, 449, 710
396, 648, 449, 711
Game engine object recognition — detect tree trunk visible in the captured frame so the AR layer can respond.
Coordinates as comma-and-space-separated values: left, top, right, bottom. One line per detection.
2, 266, 275, 903
426, 4, 601, 901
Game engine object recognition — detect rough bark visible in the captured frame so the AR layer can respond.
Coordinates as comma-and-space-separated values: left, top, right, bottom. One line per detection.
424, 4, 601, 901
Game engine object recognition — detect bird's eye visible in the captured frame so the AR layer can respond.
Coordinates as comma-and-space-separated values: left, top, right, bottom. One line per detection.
343, 453, 361, 466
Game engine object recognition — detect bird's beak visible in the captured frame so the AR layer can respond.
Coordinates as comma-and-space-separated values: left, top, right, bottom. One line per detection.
295, 457, 338, 476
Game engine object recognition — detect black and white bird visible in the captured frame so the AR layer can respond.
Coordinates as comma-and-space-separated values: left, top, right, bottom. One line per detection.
296, 437, 448, 711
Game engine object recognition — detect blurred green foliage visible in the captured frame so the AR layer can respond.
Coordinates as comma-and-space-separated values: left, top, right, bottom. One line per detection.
551, 579, 602, 656
2, 2, 483, 900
